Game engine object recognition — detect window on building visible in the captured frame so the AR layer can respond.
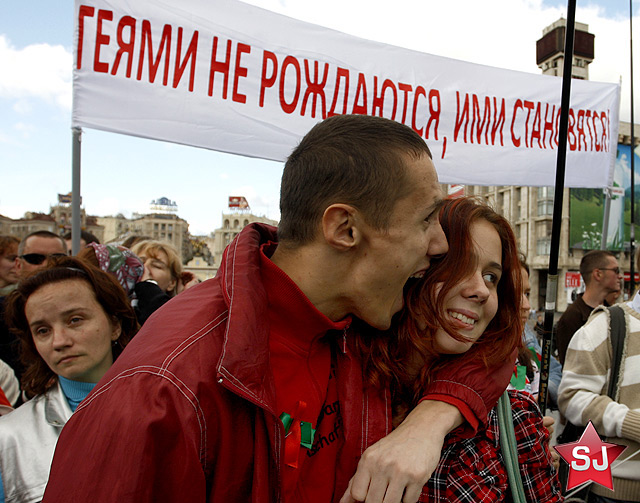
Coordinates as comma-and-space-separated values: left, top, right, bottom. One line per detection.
537, 186, 554, 216
537, 200, 554, 216
234, 220, 239, 228
244, 220, 249, 226
154, 223, 159, 230
161, 223, 166, 230
168, 233, 173, 240
168, 224, 173, 231
224, 220, 229, 229
536, 237, 551, 255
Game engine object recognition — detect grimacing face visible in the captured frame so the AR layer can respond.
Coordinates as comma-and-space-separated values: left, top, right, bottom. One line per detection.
139, 249, 177, 293
433, 219, 502, 355
348, 153, 448, 330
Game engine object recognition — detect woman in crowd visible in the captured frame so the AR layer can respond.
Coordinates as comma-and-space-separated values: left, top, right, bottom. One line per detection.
0, 236, 19, 296
0, 236, 22, 403
78, 243, 144, 300
360, 196, 561, 503
0, 256, 137, 503
130, 240, 198, 324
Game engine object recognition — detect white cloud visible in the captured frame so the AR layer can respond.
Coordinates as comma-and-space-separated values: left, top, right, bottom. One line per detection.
0, 35, 72, 110
14, 122, 36, 139
12, 99, 32, 114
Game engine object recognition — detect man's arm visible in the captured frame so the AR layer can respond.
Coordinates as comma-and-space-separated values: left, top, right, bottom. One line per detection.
340, 400, 461, 503
340, 353, 514, 503
43, 373, 207, 502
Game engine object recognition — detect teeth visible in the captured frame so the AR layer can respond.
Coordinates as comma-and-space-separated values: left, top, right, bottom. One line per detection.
449, 311, 475, 325
410, 271, 425, 279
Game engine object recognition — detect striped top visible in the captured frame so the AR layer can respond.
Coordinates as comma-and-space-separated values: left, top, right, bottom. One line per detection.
558, 300, 640, 501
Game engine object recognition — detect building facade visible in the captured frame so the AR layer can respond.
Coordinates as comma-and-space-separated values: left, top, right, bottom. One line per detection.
461, 19, 639, 314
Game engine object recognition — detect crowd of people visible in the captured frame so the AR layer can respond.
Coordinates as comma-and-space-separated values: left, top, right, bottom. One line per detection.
0, 114, 636, 503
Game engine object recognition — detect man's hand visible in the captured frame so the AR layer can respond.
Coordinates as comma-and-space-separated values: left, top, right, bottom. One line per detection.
340, 400, 463, 503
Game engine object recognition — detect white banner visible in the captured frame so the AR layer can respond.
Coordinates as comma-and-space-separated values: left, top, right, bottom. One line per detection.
72, 0, 620, 188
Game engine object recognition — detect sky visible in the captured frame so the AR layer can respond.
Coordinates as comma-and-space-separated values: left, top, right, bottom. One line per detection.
1, 0, 639, 236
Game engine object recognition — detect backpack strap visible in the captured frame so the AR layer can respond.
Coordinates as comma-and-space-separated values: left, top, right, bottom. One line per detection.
606, 305, 626, 400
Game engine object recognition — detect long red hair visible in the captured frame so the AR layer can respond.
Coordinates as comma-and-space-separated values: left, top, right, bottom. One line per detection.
358, 196, 523, 408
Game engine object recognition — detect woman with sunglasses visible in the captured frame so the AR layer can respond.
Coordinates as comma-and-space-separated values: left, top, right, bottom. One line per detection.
0, 256, 137, 503
356, 197, 561, 503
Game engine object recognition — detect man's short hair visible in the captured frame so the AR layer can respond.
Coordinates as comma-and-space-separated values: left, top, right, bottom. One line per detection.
62, 230, 100, 245
580, 250, 616, 285
278, 114, 432, 245
18, 230, 67, 255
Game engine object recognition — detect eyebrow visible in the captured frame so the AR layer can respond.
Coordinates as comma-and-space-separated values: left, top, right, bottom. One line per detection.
488, 261, 503, 273
426, 198, 445, 218
28, 307, 87, 329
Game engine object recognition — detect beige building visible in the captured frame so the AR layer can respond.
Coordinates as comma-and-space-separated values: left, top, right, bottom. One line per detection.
461, 19, 639, 313
97, 198, 189, 261
50, 200, 105, 243
187, 210, 277, 279
1, 213, 57, 240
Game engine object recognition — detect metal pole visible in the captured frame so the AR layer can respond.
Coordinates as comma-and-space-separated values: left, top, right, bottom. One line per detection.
601, 188, 611, 249
538, 0, 576, 411
72, 127, 82, 255
630, 0, 636, 296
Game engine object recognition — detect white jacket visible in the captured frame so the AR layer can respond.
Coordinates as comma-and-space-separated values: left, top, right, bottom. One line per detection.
0, 380, 72, 503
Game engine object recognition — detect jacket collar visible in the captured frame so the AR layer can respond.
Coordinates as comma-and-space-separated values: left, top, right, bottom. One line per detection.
216, 223, 279, 413
45, 379, 74, 428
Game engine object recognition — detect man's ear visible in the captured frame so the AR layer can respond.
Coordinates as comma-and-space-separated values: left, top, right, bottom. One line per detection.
592, 269, 602, 283
321, 204, 361, 251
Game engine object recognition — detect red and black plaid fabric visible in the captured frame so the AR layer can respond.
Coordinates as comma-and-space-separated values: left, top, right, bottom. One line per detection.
420, 390, 563, 502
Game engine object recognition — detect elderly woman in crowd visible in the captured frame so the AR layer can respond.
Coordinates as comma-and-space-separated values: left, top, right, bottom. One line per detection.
130, 240, 199, 324
0, 256, 137, 503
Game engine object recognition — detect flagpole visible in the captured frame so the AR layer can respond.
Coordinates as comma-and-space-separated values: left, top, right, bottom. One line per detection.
538, 0, 577, 411
630, 0, 636, 296
71, 127, 82, 255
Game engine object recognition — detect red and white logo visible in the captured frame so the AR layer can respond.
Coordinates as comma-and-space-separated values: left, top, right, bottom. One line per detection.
555, 421, 626, 492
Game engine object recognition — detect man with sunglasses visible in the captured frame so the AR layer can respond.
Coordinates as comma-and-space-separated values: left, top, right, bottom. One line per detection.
17, 231, 67, 278
556, 249, 622, 365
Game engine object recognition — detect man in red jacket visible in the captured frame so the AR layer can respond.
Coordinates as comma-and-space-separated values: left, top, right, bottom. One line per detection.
43, 115, 511, 503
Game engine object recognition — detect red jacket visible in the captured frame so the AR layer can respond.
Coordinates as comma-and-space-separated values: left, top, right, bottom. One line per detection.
43, 224, 511, 503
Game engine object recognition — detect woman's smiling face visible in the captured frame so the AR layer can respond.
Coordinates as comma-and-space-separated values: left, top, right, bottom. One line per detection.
433, 218, 502, 355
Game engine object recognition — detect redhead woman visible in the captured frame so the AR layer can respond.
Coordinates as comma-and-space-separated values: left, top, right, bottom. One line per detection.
0, 256, 137, 503
360, 197, 562, 503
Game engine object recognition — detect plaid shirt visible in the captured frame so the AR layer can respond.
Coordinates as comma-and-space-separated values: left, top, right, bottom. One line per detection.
420, 390, 563, 503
